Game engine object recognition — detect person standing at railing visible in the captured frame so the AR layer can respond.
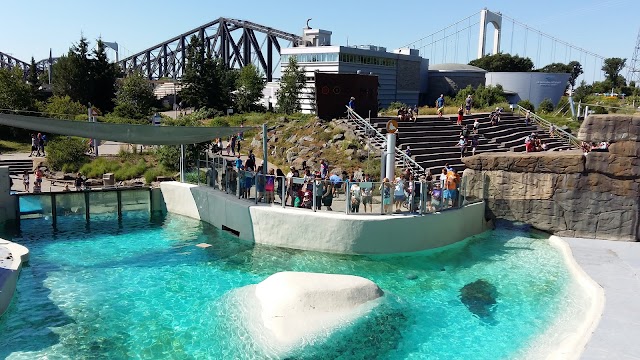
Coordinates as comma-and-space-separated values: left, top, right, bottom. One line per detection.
238, 166, 247, 198
276, 168, 285, 203
348, 97, 355, 111
525, 110, 531, 126
255, 166, 265, 202
350, 179, 361, 213
321, 176, 334, 211
549, 124, 556, 138
265, 169, 275, 204
379, 178, 392, 214
313, 174, 324, 210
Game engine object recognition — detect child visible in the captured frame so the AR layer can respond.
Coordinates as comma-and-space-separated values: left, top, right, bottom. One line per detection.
22, 170, 29, 192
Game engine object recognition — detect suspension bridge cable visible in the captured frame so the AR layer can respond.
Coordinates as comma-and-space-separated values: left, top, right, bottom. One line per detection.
502, 14, 606, 60
403, 12, 479, 48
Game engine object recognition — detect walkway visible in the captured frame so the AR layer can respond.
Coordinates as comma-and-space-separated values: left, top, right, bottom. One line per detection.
564, 237, 640, 359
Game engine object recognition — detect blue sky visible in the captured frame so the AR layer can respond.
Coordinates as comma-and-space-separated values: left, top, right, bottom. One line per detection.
1, 0, 638, 82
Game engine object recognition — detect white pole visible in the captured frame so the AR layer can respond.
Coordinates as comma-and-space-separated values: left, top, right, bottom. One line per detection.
385, 133, 396, 180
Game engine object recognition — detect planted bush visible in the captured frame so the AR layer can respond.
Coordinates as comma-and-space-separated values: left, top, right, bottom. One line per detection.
517, 100, 535, 112
538, 98, 554, 114
46, 137, 89, 171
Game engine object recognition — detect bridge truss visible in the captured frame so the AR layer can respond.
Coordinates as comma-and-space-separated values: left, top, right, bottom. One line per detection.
119, 17, 302, 81
0, 51, 58, 78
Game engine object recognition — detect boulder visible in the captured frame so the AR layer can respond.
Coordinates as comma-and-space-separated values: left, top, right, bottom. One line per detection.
577, 114, 640, 142
255, 272, 383, 351
286, 134, 298, 144
84, 178, 103, 187
285, 149, 298, 164
332, 133, 345, 142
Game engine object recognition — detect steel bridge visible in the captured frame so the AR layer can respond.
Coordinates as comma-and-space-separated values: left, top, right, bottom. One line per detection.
1, 17, 301, 82
0, 50, 58, 77
118, 17, 302, 81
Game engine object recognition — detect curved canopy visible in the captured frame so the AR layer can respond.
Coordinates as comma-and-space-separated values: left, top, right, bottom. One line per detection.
0, 114, 247, 145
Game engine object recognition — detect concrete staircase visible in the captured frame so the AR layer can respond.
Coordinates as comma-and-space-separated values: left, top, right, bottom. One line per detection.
0, 159, 33, 175
362, 113, 572, 173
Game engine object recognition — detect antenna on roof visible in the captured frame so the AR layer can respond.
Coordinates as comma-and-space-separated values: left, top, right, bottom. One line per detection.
306, 18, 312, 29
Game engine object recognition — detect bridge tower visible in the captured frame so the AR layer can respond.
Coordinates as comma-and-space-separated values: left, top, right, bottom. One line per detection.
627, 28, 640, 86
477, 8, 503, 59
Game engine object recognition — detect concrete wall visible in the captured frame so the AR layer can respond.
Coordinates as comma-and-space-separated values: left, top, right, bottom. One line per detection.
0, 167, 17, 226
485, 72, 570, 107
160, 182, 488, 254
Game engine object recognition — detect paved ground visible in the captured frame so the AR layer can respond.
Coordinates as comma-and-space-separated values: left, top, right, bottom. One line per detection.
563, 237, 640, 360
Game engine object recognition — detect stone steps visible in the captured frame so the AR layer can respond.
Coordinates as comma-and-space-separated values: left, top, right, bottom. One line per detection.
0, 159, 33, 175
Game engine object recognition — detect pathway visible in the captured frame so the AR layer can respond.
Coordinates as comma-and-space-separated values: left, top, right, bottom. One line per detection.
563, 237, 640, 359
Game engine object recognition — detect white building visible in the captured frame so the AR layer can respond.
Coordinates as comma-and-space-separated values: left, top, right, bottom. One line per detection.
279, 28, 429, 114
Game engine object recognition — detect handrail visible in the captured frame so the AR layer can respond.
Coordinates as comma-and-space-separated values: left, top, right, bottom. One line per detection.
516, 105, 580, 149
345, 106, 425, 175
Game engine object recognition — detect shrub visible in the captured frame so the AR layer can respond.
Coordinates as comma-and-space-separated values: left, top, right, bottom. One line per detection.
385, 102, 408, 112
185, 170, 206, 184
143, 166, 174, 184
517, 100, 535, 112
114, 159, 147, 181
155, 145, 180, 171
538, 98, 554, 114
46, 137, 89, 171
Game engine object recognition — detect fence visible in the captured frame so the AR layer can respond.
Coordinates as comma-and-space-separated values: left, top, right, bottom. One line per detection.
192, 155, 481, 216
516, 104, 580, 148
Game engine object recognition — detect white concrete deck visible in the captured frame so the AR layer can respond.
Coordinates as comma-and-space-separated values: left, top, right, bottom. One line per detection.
563, 237, 640, 360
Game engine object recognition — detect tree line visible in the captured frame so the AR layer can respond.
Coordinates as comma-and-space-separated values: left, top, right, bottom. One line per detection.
0, 35, 307, 133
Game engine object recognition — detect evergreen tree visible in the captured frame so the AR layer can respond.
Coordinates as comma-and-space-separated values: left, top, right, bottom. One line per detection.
276, 57, 305, 114
0, 67, 33, 111
92, 39, 119, 112
181, 35, 237, 112
52, 36, 119, 112
235, 64, 265, 112
27, 57, 40, 96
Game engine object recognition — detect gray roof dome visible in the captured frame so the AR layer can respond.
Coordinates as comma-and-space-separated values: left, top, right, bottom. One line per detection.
428, 63, 487, 72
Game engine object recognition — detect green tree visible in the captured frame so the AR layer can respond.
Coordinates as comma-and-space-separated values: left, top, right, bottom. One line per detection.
567, 61, 583, 88
181, 36, 237, 112
27, 57, 41, 96
53, 36, 92, 105
91, 39, 120, 112
235, 64, 265, 113
573, 80, 592, 103
41, 95, 86, 119
52, 36, 119, 112
602, 57, 627, 90
112, 72, 156, 119
468, 53, 534, 72
539, 61, 583, 90
277, 56, 305, 114
538, 98, 554, 113
0, 67, 32, 111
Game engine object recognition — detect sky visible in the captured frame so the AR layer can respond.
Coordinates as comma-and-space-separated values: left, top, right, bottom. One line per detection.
1, 0, 638, 82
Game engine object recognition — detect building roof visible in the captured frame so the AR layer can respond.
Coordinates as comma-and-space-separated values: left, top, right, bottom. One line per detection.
428, 63, 487, 73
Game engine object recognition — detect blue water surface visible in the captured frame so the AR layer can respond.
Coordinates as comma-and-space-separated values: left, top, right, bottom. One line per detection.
0, 212, 574, 359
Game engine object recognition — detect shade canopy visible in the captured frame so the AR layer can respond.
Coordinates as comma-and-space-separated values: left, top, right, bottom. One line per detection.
0, 114, 247, 145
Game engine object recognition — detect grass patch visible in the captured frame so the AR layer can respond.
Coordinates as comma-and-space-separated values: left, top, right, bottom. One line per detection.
79, 156, 151, 181
0, 140, 31, 153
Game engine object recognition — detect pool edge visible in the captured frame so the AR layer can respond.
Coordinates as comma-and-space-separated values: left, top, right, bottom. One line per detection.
541, 236, 605, 360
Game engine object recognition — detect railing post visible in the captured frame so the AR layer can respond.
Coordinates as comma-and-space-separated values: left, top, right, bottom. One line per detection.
281, 176, 286, 208
345, 181, 350, 214
84, 191, 90, 223
312, 181, 317, 212
255, 173, 259, 204
117, 190, 122, 220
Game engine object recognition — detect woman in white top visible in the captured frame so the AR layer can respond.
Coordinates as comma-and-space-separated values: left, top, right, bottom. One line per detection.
350, 181, 361, 213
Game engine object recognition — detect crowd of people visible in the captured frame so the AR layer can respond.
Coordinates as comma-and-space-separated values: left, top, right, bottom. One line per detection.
208, 151, 468, 215
28, 133, 47, 157
397, 105, 419, 122
581, 141, 610, 155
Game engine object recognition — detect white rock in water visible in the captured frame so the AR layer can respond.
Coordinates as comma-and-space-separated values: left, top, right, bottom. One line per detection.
250, 271, 384, 354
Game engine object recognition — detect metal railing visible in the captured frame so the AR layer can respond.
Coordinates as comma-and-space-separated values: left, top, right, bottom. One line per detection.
516, 104, 580, 149
195, 155, 479, 216
345, 106, 425, 176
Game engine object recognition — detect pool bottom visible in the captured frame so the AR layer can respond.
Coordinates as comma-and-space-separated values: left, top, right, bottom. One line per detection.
0, 212, 591, 359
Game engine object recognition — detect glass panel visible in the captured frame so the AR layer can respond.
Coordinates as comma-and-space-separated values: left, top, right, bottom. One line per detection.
120, 189, 150, 212
54, 192, 86, 218
19, 194, 52, 220
89, 191, 118, 216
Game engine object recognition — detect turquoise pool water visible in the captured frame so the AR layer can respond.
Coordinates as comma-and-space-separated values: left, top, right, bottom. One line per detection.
0, 213, 576, 359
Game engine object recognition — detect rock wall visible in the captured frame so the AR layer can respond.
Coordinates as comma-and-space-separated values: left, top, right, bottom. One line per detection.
462, 114, 640, 241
